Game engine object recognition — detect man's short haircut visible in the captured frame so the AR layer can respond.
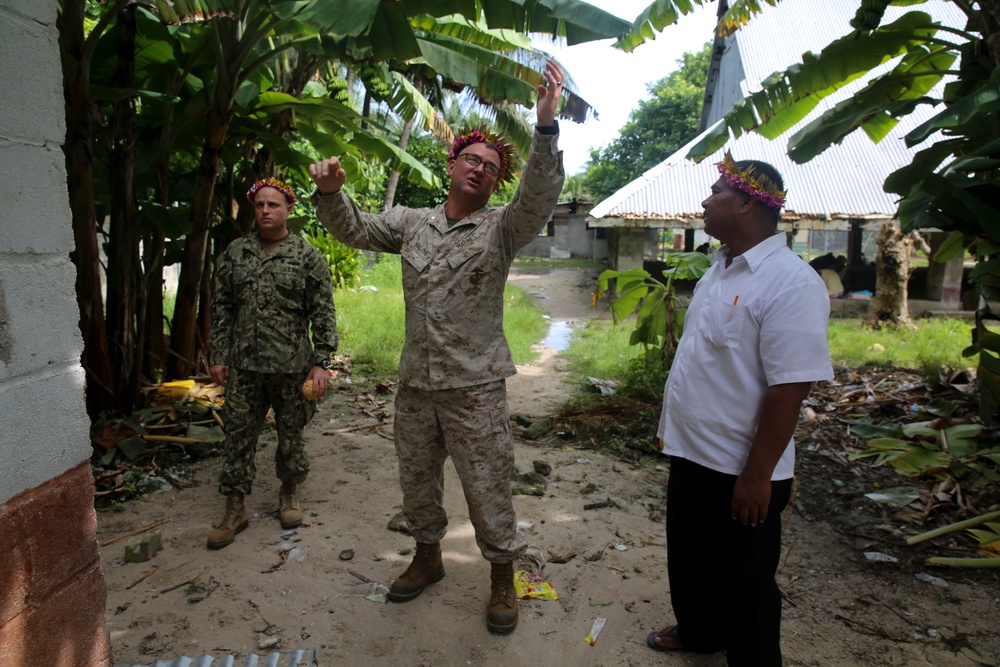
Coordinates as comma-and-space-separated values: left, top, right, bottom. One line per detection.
733, 159, 785, 227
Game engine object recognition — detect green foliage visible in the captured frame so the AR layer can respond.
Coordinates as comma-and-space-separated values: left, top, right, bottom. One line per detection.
303, 222, 364, 289
502, 283, 548, 365
847, 417, 1000, 489
583, 43, 711, 201
334, 256, 407, 377
594, 251, 709, 388
560, 319, 641, 388
393, 133, 450, 209
827, 317, 977, 375
564, 315, 976, 398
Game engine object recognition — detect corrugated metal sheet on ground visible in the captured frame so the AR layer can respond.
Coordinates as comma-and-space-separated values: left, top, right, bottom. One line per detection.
121, 648, 314, 667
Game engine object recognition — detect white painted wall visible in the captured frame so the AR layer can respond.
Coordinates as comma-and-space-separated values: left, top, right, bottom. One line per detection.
0, 0, 91, 503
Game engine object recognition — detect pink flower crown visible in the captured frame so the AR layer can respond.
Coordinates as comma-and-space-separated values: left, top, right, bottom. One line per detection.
717, 151, 786, 209
246, 177, 297, 205
448, 128, 520, 184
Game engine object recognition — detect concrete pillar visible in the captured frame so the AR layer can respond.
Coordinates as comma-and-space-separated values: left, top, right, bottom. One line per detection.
0, 0, 112, 665
926, 232, 964, 308
610, 228, 647, 272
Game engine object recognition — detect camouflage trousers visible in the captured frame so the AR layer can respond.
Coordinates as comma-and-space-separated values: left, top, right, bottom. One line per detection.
393, 380, 526, 563
218, 368, 315, 496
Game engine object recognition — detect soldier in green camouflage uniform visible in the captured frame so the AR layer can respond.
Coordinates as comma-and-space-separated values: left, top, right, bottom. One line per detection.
309, 60, 566, 634
206, 178, 338, 550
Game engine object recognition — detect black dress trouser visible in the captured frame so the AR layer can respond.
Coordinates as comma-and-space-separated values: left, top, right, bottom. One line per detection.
666, 456, 793, 667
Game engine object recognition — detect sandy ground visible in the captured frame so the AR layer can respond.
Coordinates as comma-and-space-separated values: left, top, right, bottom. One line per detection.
100, 267, 1000, 667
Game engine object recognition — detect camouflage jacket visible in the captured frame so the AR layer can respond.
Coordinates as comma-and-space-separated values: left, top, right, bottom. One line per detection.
210, 233, 338, 372
315, 128, 564, 390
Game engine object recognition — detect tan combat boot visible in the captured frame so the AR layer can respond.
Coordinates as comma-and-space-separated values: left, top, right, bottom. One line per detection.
387, 542, 445, 602
278, 482, 302, 529
487, 561, 518, 634
206, 492, 248, 550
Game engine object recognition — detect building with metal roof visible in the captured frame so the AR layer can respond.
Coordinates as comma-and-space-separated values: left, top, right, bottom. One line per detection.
588, 0, 967, 277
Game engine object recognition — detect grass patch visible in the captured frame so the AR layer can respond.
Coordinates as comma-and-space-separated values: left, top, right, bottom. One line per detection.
560, 319, 637, 384
334, 255, 548, 378
827, 318, 974, 372
334, 256, 406, 378
560, 316, 976, 393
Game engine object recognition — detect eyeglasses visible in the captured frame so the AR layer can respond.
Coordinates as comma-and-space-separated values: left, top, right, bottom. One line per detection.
460, 153, 501, 178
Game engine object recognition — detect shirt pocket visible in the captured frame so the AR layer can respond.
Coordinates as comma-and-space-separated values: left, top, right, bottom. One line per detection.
402, 243, 430, 274
447, 244, 496, 301
232, 268, 256, 301
271, 269, 307, 310
703, 295, 747, 349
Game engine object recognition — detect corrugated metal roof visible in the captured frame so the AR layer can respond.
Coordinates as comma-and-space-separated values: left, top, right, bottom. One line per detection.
122, 648, 314, 667
590, 1, 966, 227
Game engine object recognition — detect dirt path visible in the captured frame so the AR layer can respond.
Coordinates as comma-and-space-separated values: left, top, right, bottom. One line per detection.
100, 268, 999, 666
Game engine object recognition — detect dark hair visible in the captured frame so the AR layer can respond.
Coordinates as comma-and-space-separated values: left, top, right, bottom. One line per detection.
734, 159, 785, 227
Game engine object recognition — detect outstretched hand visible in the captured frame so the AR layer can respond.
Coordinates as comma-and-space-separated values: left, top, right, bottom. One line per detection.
309, 157, 347, 195
536, 59, 564, 127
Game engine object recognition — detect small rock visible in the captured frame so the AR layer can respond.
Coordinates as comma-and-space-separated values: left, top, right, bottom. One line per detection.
510, 470, 548, 496
532, 460, 552, 476
124, 531, 162, 563
512, 414, 534, 427
521, 419, 553, 441
387, 511, 411, 535
258, 636, 279, 650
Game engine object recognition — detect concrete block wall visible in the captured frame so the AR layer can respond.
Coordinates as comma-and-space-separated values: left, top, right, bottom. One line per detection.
0, 0, 112, 665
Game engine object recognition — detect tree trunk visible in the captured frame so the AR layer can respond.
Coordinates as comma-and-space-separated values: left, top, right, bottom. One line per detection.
384, 116, 415, 211
57, 0, 115, 419
865, 221, 915, 329
196, 240, 214, 375
141, 232, 166, 383
105, 4, 140, 410
167, 107, 230, 380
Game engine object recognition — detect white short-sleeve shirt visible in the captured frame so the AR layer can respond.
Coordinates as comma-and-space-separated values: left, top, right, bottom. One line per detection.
656, 233, 834, 479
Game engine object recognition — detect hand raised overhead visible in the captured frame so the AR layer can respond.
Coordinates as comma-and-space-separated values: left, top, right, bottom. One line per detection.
309, 157, 347, 195
535, 59, 565, 127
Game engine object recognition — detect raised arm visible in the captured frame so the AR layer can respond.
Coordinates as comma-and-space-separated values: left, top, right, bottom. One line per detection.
535, 59, 564, 128
310, 156, 347, 196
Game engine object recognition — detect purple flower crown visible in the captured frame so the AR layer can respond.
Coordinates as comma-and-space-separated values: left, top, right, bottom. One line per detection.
717, 151, 786, 209
246, 177, 297, 205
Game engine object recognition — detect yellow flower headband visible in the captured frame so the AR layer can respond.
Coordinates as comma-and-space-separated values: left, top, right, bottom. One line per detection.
449, 128, 521, 184
717, 151, 786, 209
246, 177, 297, 205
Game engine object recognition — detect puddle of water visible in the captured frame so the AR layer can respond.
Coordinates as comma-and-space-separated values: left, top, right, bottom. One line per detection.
543, 320, 576, 351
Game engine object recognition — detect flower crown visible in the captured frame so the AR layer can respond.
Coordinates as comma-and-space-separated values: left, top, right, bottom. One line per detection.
246, 177, 297, 205
717, 151, 786, 209
448, 128, 520, 184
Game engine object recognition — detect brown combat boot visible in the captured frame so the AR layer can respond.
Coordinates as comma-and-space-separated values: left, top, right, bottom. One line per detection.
278, 482, 302, 529
387, 542, 445, 602
487, 561, 518, 634
206, 492, 249, 550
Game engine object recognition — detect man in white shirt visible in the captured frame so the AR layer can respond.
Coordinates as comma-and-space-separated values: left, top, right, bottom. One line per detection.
647, 152, 833, 666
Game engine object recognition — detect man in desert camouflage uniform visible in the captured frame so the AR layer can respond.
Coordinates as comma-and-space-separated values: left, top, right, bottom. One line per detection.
207, 177, 338, 550
308, 60, 566, 634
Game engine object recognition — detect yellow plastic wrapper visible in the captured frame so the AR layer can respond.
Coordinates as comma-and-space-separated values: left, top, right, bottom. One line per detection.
513, 570, 559, 600
585, 617, 607, 646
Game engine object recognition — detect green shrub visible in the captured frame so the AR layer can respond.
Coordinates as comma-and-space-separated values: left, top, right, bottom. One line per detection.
304, 222, 365, 289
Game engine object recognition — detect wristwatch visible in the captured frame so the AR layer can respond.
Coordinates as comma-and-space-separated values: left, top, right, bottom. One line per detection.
314, 359, 331, 370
